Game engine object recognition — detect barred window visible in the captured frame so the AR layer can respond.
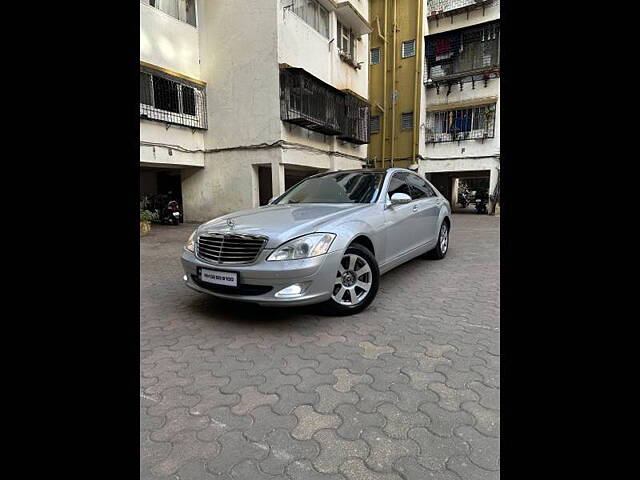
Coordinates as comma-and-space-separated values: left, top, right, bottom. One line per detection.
287, 0, 330, 38
140, 66, 207, 129
402, 39, 416, 58
370, 115, 380, 133
144, 0, 197, 27
401, 112, 414, 130
337, 21, 356, 60
425, 104, 496, 143
370, 47, 381, 65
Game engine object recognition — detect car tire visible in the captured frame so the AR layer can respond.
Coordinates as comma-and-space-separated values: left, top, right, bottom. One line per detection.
424, 221, 449, 260
320, 244, 379, 316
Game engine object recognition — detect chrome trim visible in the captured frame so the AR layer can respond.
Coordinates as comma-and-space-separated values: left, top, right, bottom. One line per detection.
195, 232, 268, 265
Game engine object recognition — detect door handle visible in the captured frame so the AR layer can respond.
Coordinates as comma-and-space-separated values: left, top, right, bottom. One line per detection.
412, 205, 418, 212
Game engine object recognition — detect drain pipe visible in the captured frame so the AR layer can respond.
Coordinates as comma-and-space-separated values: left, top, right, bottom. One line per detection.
390, 0, 397, 167
381, 0, 389, 169
412, 0, 423, 166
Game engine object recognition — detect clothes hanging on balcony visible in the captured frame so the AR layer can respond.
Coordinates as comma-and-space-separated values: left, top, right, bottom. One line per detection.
435, 38, 452, 61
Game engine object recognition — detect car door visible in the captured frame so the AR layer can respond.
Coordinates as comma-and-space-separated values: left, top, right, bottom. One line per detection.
382, 172, 420, 262
407, 173, 441, 247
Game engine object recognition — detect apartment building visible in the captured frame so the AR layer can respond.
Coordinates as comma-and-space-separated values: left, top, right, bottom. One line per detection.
420, 0, 500, 211
367, 0, 499, 210
140, 0, 372, 222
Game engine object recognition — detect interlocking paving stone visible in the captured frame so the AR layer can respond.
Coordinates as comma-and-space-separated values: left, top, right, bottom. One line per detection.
454, 426, 500, 471
419, 402, 476, 438
315, 384, 359, 413
140, 215, 500, 480
362, 427, 420, 472
312, 429, 369, 473
340, 458, 404, 480
332, 368, 373, 392
358, 341, 395, 359
259, 428, 320, 475
335, 404, 385, 440
205, 430, 268, 475
408, 427, 470, 472
245, 406, 296, 442
271, 385, 318, 415
377, 403, 430, 439
291, 405, 341, 440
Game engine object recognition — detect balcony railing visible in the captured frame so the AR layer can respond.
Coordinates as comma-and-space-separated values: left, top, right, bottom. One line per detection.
425, 104, 496, 143
425, 20, 499, 85
140, 65, 207, 129
280, 67, 370, 144
338, 94, 370, 144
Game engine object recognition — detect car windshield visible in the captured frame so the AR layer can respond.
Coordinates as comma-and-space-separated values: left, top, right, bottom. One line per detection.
274, 171, 385, 205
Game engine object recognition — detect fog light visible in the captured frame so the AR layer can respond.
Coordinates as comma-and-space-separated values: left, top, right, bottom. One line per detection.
275, 282, 310, 298
183, 275, 188, 281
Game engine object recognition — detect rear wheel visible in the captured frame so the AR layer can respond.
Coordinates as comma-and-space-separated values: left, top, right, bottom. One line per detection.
424, 221, 449, 260
321, 244, 379, 316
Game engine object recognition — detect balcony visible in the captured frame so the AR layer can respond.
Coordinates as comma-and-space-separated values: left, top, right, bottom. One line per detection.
140, 63, 207, 129
427, 0, 495, 19
425, 20, 499, 86
338, 93, 370, 144
425, 103, 496, 143
280, 67, 370, 144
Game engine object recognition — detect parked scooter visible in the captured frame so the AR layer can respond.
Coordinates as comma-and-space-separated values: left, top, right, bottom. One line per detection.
163, 200, 182, 225
475, 197, 488, 214
145, 194, 183, 225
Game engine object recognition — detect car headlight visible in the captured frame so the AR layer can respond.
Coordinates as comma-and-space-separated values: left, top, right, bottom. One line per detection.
185, 230, 197, 252
267, 233, 336, 261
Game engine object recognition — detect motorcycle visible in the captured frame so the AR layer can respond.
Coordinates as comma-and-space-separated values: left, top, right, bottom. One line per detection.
458, 192, 469, 208
475, 197, 488, 214
146, 194, 182, 225
163, 200, 182, 225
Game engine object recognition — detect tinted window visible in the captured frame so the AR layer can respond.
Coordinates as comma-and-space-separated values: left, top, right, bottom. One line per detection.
275, 171, 385, 204
408, 174, 436, 199
387, 173, 412, 199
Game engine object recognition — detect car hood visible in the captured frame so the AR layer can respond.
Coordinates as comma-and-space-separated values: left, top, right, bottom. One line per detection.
199, 203, 372, 248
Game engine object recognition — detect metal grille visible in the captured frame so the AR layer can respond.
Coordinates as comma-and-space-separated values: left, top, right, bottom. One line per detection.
401, 112, 414, 130
402, 40, 416, 58
196, 233, 268, 265
280, 67, 344, 135
370, 115, 380, 133
370, 47, 381, 65
140, 65, 207, 129
338, 94, 370, 144
427, 0, 497, 17
425, 104, 496, 143
425, 20, 499, 84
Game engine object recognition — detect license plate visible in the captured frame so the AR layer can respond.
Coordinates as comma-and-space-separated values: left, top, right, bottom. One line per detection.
200, 269, 237, 287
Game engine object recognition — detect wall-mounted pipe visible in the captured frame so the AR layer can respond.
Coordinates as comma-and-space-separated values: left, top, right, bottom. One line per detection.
381, 0, 389, 169
412, 0, 423, 164
390, 0, 397, 167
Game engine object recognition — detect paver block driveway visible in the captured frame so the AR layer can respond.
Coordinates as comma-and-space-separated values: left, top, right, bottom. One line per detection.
140, 213, 500, 480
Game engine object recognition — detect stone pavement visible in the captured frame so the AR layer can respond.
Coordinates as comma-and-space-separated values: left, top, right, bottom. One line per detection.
140, 214, 500, 480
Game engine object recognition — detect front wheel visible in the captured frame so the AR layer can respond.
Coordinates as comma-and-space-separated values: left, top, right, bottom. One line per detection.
424, 222, 449, 259
320, 244, 379, 316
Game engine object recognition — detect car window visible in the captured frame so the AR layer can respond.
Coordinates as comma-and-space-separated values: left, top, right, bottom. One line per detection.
408, 174, 436, 199
387, 173, 412, 200
275, 171, 385, 204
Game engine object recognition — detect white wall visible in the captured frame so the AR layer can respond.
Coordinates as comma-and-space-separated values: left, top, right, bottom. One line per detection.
140, 2, 201, 78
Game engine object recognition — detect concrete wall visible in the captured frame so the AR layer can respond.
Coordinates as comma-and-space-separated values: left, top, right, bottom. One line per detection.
140, 2, 201, 78
198, 0, 282, 149
140, 2, 205, 168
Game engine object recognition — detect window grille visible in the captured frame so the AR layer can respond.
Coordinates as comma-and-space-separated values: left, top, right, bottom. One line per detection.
370, 115, 380, 133
285, 0, 330, 38
140, 65, 207, 129
425, 20, 499, 83
370, 47, 381, 65
425, 104, 496, 143
402, 40, 416, 58
279, 67, 370, 144
338, 94, 370, 145
401, 112, 414, 130
144, 0, 197, 27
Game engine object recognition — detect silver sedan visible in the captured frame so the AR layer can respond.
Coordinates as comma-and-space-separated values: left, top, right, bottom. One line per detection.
181, 168, 451, 315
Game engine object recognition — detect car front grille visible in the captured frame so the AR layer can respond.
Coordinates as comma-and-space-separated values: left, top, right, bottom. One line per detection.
196, 233, 267, 265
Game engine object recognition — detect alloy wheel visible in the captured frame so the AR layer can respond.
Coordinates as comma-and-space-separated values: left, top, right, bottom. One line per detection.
440, 224, 448, 254
332, 253, 372, 306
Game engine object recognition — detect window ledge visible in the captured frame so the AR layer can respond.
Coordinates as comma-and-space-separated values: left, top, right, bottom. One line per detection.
339, 51, 362, 70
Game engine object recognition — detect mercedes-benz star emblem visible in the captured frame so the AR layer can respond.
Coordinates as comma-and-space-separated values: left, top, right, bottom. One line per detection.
226, 218, 235, 229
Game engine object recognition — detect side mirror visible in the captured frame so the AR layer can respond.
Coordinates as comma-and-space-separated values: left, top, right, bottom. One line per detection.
390, 192, 412, 205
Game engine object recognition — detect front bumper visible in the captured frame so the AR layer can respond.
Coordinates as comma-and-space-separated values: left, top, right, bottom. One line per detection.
181, 248, 343, 306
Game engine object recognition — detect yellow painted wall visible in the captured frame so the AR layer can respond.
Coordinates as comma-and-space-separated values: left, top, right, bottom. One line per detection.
368, 0, 424, 169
